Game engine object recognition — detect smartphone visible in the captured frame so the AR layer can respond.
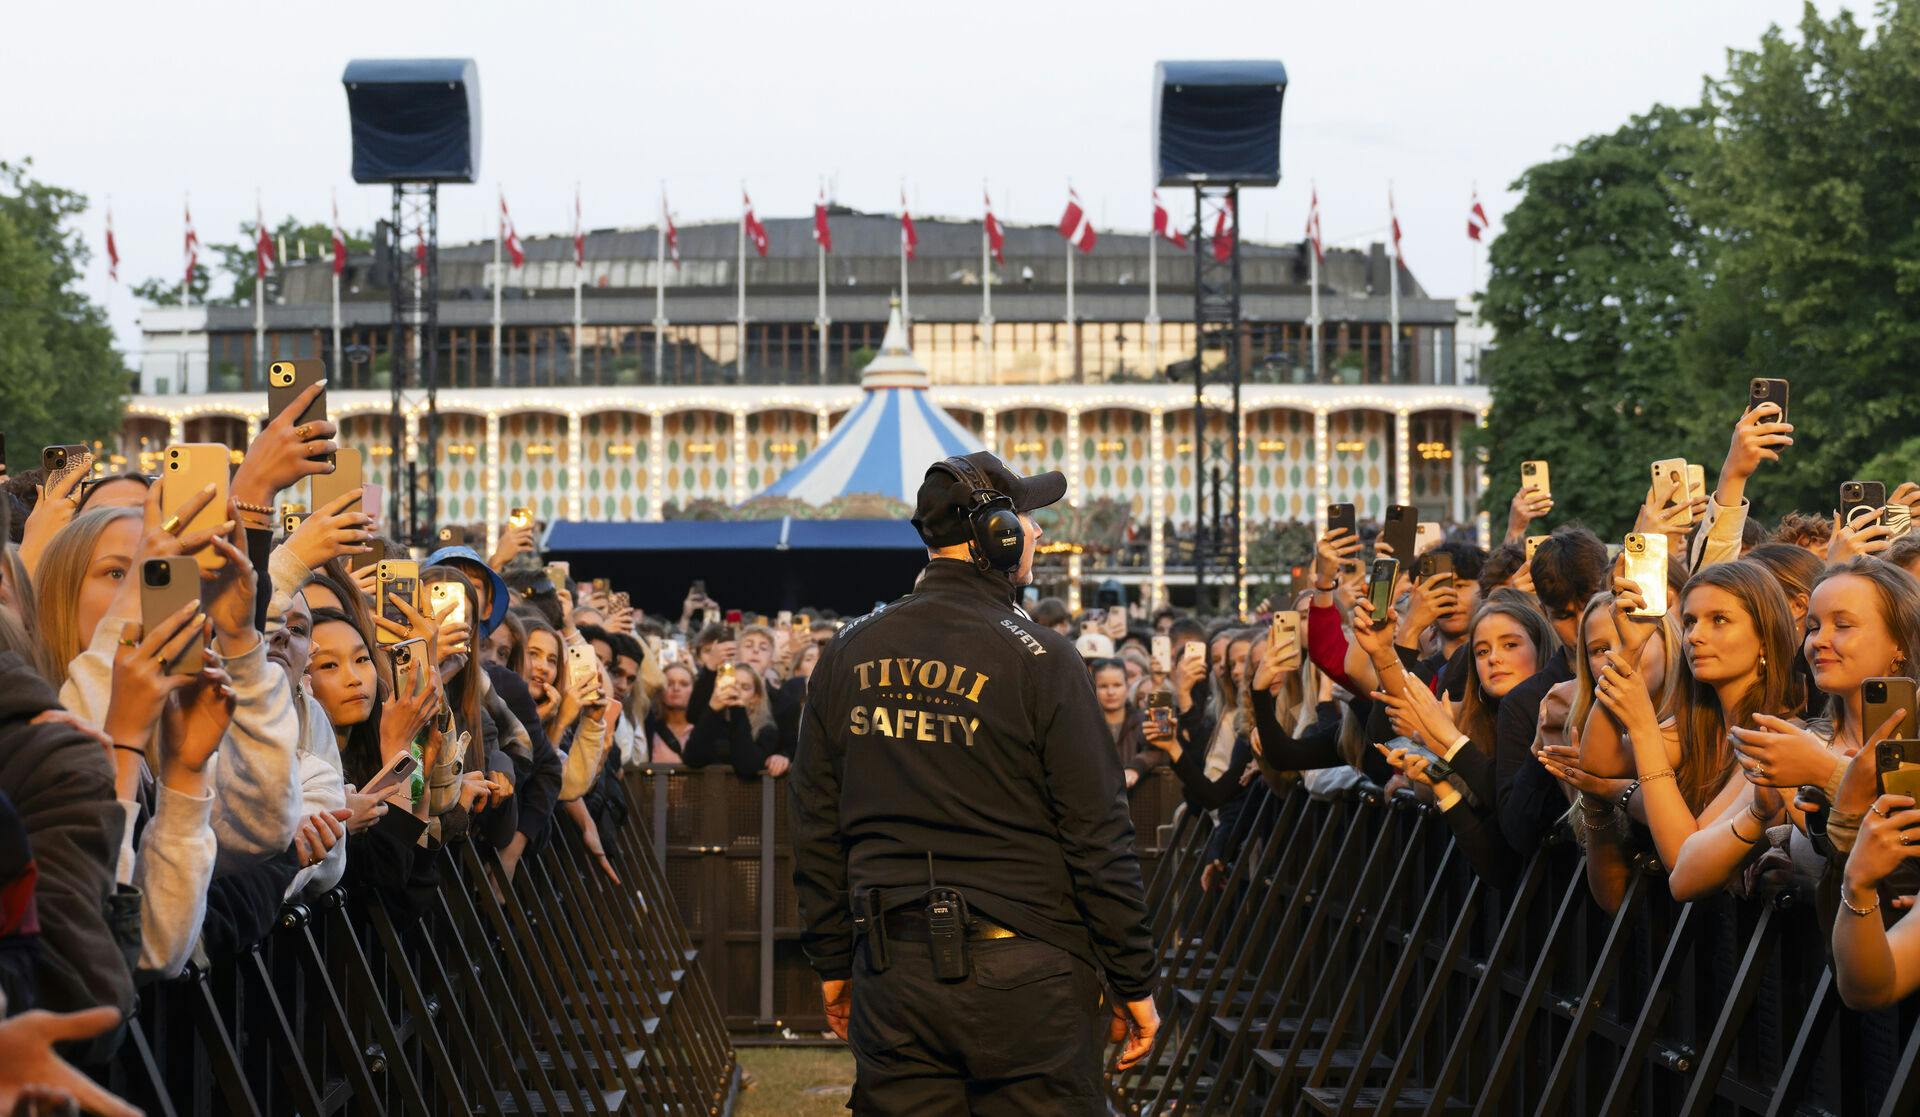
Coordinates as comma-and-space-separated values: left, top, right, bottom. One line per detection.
566, 642, 601, 695
350, 538, 385, 574
1269, 610, 1301, 655
1876, 739, 1920, 798
374, 559, 420, 645
362, 748, 422, 801
1368, 557, 1399, 622
1864, 678, 1918, 740
1749, 377, 1790, 424
389, 636, 425, 676
1526, 534, 1549, 561
161, 443, 231, 572
725, 609, 744, 625
140, 557, 204, 676
509, 507, 534, 530
1416, 550, 1456, 584
612, 591, 631, 611
282, 505, 308, 536
1651, 458, 1692, 527
1145, 690, 1175, 737
1889, 502, 1914, 541
1686, 463, 1707, 506
1841, 481, 1887, 529
776, 610, 793, 628
266, 358, 330, 463
1381, 505, 1418, 565
42, 444, 93, 492
1326, 503, 1358, 539
1622, 533, 1669, 617
796, 613, 812, 631
592, 577, 611, 595
1415, 521, 1443, 556
428, 582, 469, 650
309, 446, 362, 515
1151, 635, 1173, 674
1521, 459, 1550, 498
716, 660, 737, 692
545, 561, 570, 588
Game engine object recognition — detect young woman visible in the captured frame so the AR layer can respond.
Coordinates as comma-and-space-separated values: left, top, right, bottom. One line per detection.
1606, 561, 1801, 901
306, 607, 449, 915
1833, 788, 1920, 1009
1092, 658, 1163, 789
682, 663, 785, 777
647, 661, 697, 762
1535, 590, 1680, 910
1147, 630, 1259, 811
1369, 589, 1560, 887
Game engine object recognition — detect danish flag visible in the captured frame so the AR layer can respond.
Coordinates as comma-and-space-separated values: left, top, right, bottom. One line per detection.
1058, 189, 1096, 253
1152, 191, 1187, 250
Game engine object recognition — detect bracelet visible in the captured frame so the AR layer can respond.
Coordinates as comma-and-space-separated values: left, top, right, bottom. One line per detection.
1840, 890, 1880, 918
112, 743, 146, 757
1640, 767, 1676, 784
1314, 581, 1337, 593
1730, 817, 1763, 845
1618, 780, 1641, 812
1748, 799, 1772, 824
232, 497, 274, 517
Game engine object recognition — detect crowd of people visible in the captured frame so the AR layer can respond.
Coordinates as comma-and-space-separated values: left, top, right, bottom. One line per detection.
4, 376, 1920, 1109
1120, 393, 1920, 1018
0, 381, 863, 1112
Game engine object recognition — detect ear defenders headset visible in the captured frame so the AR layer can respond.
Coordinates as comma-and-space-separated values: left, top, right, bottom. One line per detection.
933, 456, 1026, 573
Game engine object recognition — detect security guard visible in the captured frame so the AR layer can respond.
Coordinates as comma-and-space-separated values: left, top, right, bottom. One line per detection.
791, 451, 1159, 1115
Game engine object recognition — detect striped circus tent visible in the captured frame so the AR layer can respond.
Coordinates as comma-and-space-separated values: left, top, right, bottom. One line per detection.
759, 298, 984, 506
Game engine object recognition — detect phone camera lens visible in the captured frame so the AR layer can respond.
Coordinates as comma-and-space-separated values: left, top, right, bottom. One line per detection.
144, 563, 167, 588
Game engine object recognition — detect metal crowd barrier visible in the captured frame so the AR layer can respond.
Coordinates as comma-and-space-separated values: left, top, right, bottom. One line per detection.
100, 791, 737, 1116
629, 763, 1190, 1036
1109, 781, 1920, 1116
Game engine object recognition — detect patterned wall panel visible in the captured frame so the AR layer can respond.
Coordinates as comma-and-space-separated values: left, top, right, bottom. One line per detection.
1408, 412, 1468, 522
1244, 409, 1315, 522
1080, 409, 1152, 518
744, 410, 814, 494
944, 408, 988, 440
1328, 410, 1389, 519
660, 411, 732, 507
1162, 409, 1236, 526
996, 409, 1069, 485
582, 411, 650, 521
436, 413, 487, 526
500, 412, 566, 524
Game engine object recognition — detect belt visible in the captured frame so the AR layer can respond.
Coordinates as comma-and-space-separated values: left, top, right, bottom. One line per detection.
878, 907, 1018, 943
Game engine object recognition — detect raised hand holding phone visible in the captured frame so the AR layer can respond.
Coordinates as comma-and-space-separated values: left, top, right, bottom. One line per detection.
1718, 392, 1793, 509
236, 376, 338, 514
286, 487, 374, 571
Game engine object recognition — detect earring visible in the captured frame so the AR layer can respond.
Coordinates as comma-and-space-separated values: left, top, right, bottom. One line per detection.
1759, 655, 1768, 669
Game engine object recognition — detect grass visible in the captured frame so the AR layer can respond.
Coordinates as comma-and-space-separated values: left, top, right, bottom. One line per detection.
734, 1046, 856, 1116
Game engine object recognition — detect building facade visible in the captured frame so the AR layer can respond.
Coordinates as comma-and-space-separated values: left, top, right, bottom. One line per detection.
126, 208, 1490, 601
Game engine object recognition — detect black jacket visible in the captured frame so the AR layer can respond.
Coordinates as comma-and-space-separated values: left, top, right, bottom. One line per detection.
0, 653, 132, 1024
486, 663, 562, 852
790, 559, 1156, 1000
683, 707, 783, 778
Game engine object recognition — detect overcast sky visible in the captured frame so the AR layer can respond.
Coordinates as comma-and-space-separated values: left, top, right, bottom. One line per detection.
9, 0, 1859, 356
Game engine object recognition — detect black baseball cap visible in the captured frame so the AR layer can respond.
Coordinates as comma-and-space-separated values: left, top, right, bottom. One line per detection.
912, 451, 1067, 547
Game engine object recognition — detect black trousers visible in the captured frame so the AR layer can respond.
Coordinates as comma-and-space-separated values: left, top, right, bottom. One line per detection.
847, 934, 1109, 1115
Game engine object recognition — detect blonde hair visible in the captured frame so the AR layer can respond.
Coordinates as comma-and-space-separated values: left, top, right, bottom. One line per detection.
34, 507, 139, 687
1568, 591, 1683, 738
731, 663, 776, 736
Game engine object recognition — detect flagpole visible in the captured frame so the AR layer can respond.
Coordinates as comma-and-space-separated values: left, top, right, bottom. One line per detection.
900, 186, 911, 327
492, 189, 503, 386
331, 266, 343, 377
736, 189, 747, 382
1468, 190, 1482, 384
653, 187, 667, 385
981, 189, 993, 381
1147, 203, 1159, 378
1389, 185, 1402, 384
572, 184, 584, 382
254, 193, 266, 383
1066, 233, 1076, 382
1309, 241, 1322, 383
817, 227, 829, 385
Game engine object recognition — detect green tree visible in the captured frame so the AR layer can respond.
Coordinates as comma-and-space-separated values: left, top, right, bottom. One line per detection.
0, 161, 127, 475
1682, 1, 1920, 516
1474, 107, 1713, 535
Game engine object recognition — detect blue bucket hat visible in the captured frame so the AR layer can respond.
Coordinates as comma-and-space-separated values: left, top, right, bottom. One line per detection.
423, 545, 510, 637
